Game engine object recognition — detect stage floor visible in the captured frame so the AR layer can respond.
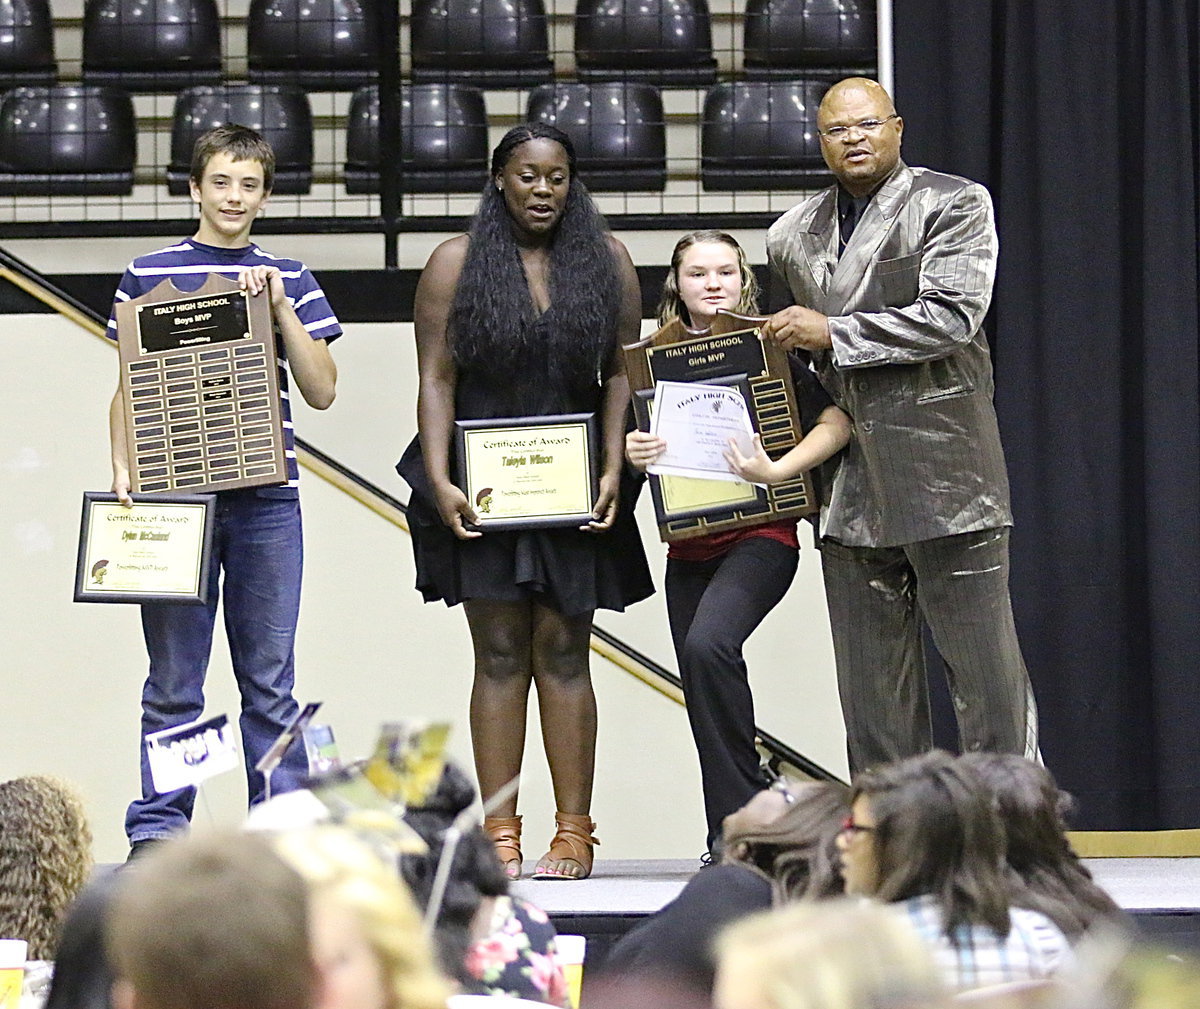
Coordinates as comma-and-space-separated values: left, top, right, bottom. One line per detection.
513, 857, 1200, 915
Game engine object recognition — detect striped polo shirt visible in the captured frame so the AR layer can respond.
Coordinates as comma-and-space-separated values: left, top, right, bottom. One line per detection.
107, 238, 342, 494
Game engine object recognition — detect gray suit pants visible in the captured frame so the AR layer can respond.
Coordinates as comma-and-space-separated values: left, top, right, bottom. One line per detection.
821, 528, 1038, 773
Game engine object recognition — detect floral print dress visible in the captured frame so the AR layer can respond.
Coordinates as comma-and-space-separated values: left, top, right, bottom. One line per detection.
464, 895, 569, 1006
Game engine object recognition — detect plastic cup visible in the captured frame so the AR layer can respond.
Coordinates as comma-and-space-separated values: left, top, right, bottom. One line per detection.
0, 939, 27, 1009
556, 934, 586, 1009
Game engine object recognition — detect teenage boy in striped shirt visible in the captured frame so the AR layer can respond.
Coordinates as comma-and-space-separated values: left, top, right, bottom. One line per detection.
106, 124, 341, 858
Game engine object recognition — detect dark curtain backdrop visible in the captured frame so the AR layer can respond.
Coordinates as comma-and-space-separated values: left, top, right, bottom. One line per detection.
895, 1, 1200, 829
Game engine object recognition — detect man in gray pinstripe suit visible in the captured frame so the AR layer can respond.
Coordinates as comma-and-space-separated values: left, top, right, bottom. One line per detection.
762, 78, 1038, 772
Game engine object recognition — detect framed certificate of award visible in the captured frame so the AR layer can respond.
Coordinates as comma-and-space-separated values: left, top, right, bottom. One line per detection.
624, 310, 818, 542
74, 491, 215, 604
116, 274, 287, 495
453, 413, 599, 530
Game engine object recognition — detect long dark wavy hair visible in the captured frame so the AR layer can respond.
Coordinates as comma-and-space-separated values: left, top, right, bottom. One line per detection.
853, 750, 1013, 944
958, 752, 1127, 941
449, 123, 619, 403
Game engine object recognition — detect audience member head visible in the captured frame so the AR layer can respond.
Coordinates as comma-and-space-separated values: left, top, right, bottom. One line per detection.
842, 750, 1012, 941
108, 832, 315, 1009
0, 775, 93, 959
721, 779, 851, 901
398, 763, 508, 990
1059, 936, 1200, 1009
43, 874, 118, 1009
657, 230, 761, 329
713, 898, 948, 1009
958, 752, 1126, 940
273, 826, 450, 1009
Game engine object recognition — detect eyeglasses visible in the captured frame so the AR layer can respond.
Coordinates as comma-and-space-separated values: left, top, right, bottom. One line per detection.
819, 114, 900, 141
840, 815, 875, 836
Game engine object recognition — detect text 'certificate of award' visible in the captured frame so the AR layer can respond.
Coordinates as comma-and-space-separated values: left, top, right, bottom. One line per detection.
455, 413, 599, 529
75, 492, 215, 604
648, 381, 758, 484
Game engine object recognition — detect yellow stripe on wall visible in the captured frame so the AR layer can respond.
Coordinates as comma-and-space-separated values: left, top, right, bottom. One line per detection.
1068, 830, 1200, 858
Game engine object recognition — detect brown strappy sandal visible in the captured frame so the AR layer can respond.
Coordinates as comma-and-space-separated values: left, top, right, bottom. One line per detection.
531, 812, 599, 880
483, 814, 523, 880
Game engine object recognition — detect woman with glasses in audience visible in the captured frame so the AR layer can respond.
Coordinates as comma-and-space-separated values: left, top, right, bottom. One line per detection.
625, 231, 851, 860
838, 750, 1074, 992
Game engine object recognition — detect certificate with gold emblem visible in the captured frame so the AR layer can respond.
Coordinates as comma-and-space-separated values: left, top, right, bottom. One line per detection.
453, 413, 599, 529
74, 491, 215, 604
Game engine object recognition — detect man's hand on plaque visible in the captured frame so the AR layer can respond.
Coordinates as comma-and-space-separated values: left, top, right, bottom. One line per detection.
433, 482, 482, 540
759, 305, 833, 351
582, 472, 620, 533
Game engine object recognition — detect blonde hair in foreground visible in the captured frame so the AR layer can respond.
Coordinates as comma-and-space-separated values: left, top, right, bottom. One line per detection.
272, 826, 450, 1009
714, 898, 948, 1009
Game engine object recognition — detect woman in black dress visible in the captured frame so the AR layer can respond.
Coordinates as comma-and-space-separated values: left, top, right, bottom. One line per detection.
400, 124, 651, 880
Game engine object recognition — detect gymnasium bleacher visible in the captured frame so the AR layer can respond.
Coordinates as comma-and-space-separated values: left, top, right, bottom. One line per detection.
0, 0, 879, 248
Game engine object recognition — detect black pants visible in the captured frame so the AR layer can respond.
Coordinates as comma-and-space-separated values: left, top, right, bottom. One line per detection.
666, 536, 799, 850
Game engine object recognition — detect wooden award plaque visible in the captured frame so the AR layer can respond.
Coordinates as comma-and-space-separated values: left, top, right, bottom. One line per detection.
624, 310, 818, 542
117, 275, 288, 494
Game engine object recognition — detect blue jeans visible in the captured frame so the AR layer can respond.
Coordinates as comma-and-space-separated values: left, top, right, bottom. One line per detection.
125, 491, 309, 843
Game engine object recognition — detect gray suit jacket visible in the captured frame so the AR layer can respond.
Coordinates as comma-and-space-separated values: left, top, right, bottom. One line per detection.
767, 161, 1013, 547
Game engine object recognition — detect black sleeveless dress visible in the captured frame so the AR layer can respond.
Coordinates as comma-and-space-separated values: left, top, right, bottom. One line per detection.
398, 312, 653, 617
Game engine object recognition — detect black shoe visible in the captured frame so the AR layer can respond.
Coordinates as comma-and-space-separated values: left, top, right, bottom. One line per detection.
125, 838, 164, 864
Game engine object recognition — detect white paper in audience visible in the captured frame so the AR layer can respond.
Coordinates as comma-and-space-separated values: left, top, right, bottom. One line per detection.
146, 712, 239, 792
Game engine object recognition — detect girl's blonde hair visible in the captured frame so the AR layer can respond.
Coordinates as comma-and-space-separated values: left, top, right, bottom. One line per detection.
715, 899, 947, 1009
273, 827, 451, 1009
